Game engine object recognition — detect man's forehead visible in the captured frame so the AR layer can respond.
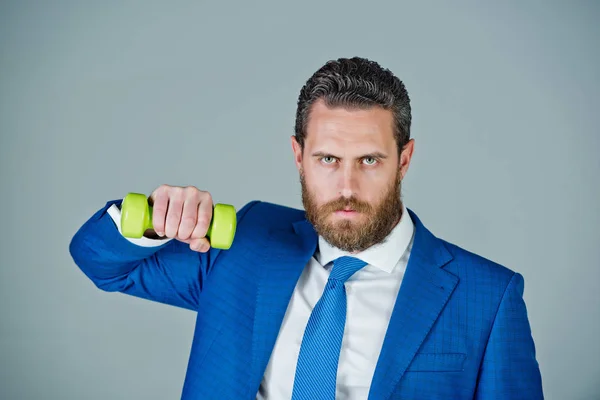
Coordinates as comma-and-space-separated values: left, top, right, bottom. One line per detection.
304, 119, 395, 152
306, 101, 394, 137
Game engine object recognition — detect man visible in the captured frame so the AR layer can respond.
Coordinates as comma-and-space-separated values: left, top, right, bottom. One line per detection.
69, 57, 544, 399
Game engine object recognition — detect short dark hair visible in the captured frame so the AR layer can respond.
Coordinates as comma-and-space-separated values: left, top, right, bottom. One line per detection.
294, 57, 412, 156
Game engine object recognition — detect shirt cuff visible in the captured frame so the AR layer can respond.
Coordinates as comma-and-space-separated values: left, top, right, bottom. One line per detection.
107, 203, 173, 247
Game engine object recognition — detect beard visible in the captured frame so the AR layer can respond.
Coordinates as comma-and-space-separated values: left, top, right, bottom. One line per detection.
300, 169, 404, 253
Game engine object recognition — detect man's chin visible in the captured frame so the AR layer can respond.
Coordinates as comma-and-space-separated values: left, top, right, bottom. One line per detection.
324, 215, 365, 233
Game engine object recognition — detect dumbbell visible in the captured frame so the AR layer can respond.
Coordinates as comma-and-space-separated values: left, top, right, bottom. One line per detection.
120, 192, 237, 250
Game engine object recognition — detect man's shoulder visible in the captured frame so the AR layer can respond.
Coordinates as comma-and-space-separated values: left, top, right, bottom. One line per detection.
437, 236, 517, 287
410, 208, 517, 285
237, 200, 307, 228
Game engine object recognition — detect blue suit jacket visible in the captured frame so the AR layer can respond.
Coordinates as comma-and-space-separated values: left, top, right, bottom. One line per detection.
69, 199, 544, 399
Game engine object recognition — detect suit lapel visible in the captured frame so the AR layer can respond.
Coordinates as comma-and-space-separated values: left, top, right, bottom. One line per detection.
368, 209, 459, 400
248, 219, 318, 395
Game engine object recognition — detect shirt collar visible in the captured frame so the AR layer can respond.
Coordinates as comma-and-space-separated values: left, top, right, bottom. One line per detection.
315, 203, 415, 273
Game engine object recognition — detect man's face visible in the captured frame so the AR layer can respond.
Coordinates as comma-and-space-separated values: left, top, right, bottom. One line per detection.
292, 99, 415, 253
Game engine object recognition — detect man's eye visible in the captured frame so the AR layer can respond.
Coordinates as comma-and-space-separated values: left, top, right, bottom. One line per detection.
363, 157, 377, 165
322, 157, 336, 164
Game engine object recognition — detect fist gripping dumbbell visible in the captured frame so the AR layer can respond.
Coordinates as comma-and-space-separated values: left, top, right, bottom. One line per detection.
120, 193, 237, 250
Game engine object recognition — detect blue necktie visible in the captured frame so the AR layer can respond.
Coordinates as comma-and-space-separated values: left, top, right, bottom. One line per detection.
291, 256, 368, 399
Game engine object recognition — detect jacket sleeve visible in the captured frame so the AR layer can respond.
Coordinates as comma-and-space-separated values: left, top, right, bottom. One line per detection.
475, 272, 544, 399
69, 198, 259, 311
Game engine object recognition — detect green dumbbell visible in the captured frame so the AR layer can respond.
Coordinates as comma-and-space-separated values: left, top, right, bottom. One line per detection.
120, 192, 237, 250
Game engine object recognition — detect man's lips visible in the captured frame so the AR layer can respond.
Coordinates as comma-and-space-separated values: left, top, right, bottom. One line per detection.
334, 208, 360, 215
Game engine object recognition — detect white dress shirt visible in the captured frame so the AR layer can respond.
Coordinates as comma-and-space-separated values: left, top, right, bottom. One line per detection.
107, 202, 415, 399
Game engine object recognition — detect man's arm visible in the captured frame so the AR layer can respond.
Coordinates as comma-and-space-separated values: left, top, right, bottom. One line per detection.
475, 272, 544, 399
69, 198, 258, 311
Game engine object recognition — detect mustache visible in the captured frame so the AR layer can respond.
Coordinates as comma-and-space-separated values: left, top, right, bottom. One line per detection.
320, 196, 373, 214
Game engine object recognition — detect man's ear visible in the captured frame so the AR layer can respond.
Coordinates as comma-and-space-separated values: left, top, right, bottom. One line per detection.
399, 139, 415, 179
291, 135, 303, 171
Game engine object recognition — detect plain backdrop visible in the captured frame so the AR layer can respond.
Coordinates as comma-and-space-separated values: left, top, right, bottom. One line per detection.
1, 1, 598, 399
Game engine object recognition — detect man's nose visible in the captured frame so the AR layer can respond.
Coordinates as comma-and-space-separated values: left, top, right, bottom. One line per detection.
338, 164, 358, 198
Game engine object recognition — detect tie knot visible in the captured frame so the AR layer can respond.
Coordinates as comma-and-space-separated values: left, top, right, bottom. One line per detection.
329, 256, 368, 283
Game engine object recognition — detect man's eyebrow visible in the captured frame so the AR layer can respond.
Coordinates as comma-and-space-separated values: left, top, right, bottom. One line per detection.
311, 151, 388, 159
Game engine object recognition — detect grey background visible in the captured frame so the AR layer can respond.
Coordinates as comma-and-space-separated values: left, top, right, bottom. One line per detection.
1, 1, 598, 399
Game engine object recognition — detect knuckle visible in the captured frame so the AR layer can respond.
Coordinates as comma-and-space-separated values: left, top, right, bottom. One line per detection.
192, 239, 208, 252
170, 208, 182, 221
181, 214, 197, 228
171, 186, 184, 199
167, 209, 182, 225
153, 204, 165, 215
189, 239, 202, 252
195, 219, 210, 235
157, 184, 170, 196
198, 212, 210, 226
189, 187, 202, 202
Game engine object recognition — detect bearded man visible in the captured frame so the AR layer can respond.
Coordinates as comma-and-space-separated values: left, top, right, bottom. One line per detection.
70, 56, 543, 400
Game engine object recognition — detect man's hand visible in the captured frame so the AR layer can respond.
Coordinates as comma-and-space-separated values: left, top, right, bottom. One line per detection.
147, 184, 214, 253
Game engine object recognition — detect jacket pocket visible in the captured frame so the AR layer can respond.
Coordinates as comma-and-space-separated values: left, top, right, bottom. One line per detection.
406, 352, 466, 372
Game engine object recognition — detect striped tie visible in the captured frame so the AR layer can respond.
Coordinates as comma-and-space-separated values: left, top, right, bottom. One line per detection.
291, 256, 368, 399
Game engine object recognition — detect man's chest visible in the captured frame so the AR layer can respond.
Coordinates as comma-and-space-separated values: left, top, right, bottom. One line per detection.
258, 259, 405, 399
